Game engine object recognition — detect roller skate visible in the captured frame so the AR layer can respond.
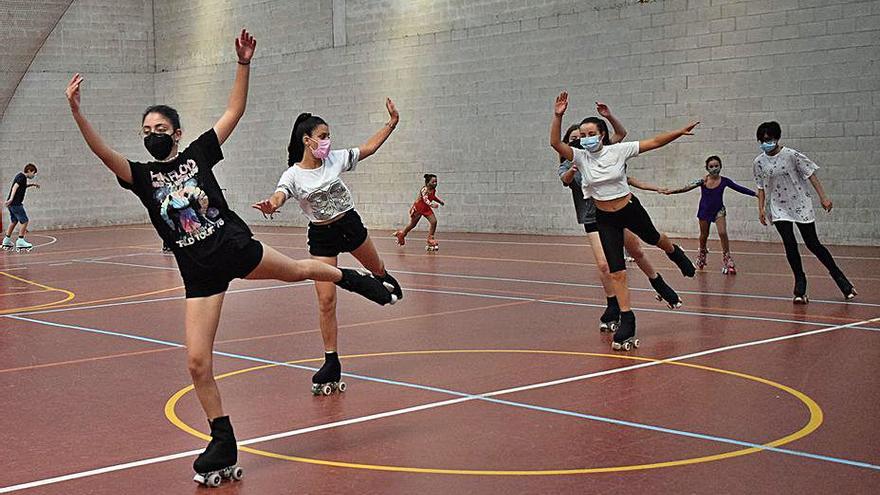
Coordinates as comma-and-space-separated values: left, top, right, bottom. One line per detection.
666, 244, 696, 277
695, 248, 708, 270
624, 250, 635, 264
192, 416, 243, 488
792, 273, 809, 305
336, 268, 398, 305
379, 270, 403, 301
831, 272, 857, 301
14, 237, 33, 253
425, 236, 439, 252
721, 252, 736, 275
311, 352, 346, 396
649, 273, 682, 309
393, 230, 406, 246
599, 297, 620, 332
612, 311, 639, 351
1, 236, 13, 251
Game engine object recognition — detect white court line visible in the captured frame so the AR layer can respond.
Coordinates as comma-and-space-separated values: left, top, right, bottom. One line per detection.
247, 229, 880, 261
2, 313, 877, 493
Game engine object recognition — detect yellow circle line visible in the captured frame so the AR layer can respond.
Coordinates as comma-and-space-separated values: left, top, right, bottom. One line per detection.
0, 271, 75, 314
165, 350, 823, 476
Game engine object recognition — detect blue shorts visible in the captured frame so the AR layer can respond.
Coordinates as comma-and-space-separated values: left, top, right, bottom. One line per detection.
7, 204, 28, 224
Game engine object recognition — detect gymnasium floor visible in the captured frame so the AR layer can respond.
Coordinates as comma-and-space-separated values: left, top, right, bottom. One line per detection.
1, 226, 878, 494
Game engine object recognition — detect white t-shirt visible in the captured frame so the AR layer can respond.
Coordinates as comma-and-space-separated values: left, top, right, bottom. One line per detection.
276, 148, 360, 224
571, 141, 640, 201
753, 147, 819, 223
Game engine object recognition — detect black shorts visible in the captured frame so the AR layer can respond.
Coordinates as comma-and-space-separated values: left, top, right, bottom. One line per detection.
595, 195, 661, 273
307, 209, 369, 257
179, 239, 264, 299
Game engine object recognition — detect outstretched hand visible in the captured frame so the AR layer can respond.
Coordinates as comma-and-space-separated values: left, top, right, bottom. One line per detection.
554, 91, 569, 116
235, 29, 256, 63
386, 97, 399, 126
596, 101, 611, 118
251, 199, 279, 219
681, 121, 700, 135
65, 73, 84, 112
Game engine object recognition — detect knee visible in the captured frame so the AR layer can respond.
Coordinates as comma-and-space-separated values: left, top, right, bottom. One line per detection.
596, 259, 611, 277
187, 353, 213, 381
626, 244, 644, 260
609, 270, 627, 282
317, 292, 337, 314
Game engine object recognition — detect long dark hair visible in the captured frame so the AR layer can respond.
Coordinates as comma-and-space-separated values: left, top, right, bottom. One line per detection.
580, 116, 611, 145
560, 124, 580, 163
287, 113, 327, 166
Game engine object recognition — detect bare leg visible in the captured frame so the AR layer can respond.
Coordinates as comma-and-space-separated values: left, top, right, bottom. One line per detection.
244, 243, 342, 283
716, 216, 730, 253
587, 231, 615, 297
185, 293, 226, 419
18, 221, 28, 238
312, 256, 340, 353
698, 220, 710, 252
401, 215, 421, 236
6, 221, 18, 238
426, 214, 437, 238
350, 235, 386, 276
609, 270, 630, 311
623, 231, 656, 278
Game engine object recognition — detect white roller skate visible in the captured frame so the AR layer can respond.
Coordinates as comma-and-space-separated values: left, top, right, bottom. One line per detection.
425, 236, 439, 252
721, 252, 736, 275
393, 230, 406, 246
14, 237, 33, 253
1, 236, 13, 251
695, 248, 708, 270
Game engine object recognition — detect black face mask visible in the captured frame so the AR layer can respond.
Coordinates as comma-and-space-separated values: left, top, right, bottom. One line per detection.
569, 139, 583, 149
144, 133, 175, 160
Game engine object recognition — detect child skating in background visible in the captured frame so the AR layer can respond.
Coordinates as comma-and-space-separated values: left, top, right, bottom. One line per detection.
662, 155, 756, 274
394, 174, 445, 251
3, 163, 41, 252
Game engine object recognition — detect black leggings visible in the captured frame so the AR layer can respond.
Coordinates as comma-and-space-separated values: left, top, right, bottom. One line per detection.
773, 221, 843, 280
596, 195, 661, 273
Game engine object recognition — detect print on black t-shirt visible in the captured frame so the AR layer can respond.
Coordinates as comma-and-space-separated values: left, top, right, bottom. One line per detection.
149, 159, 224, 247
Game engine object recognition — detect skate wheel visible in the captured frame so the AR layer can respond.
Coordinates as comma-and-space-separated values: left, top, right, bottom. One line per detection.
622, 342, 633, 351
321, 384, 333, 396
311, 384, 321, 396
389, 294, 398, 305
633, 339, 640, 348
338, 381, 347, 393
206, 473, 222, 487
611, 342, 621, 351
231, 466, 244, 481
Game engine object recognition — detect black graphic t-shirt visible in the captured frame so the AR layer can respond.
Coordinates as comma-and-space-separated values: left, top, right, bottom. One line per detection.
7, 173, 28, 205
118, 129, 253, 276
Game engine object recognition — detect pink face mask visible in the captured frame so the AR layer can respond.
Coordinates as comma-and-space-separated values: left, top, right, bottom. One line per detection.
309, 137, 331, 160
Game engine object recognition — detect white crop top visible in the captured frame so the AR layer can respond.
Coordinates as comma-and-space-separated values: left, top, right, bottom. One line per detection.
275, 148, 360, 223
571, 141, 640, 201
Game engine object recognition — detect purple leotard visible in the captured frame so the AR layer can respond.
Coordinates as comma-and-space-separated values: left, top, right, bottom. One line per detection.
696, 176, 756, 222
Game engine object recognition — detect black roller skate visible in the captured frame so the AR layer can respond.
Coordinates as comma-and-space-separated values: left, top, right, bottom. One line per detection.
379, 270, 403, 301
193, 416, 243, 488
649, 273, 682, 309
312, 352, 346, 396
612, 311, 639, 351
831, 272, 857, 301
599, 297, 620, 332
336, 268, 398, 305
666, 244, 696, 277
793, 273, 808, 305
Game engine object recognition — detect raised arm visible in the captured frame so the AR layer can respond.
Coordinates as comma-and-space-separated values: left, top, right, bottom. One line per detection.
358, 98, 399, 160
550, 92, 574, 162
627, 176, 665, 193
726, 177, 757, 197
251, 191, 288, 219
663, 179, 702, 195
213, 29, 256, 145
65, 73, 132, 183
596, 102, 627, 144
638, 121, 699, 154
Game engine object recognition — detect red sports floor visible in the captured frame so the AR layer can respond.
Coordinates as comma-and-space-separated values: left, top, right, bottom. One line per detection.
1, 226, 878, 494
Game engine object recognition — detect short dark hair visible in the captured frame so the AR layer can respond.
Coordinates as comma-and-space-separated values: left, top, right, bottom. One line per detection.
142, 105, 181, 130
705, 155, 722, 167
423, 174, 437, 184
24, 163, 37, 173
580, 117, 612, 145
288, 113, 328, 166
756, 121, 781, 142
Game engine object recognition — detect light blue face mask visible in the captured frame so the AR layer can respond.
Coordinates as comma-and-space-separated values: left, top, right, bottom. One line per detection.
760, 141, 777, 153
580, 135, 601, 152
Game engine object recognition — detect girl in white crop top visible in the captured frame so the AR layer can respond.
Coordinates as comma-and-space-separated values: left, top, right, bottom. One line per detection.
550, 91, 699, 352
253, 98, 403, 394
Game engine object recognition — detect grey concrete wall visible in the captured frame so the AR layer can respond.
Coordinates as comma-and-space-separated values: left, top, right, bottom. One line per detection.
0, 0, 155, 229
3, 0, 879, 244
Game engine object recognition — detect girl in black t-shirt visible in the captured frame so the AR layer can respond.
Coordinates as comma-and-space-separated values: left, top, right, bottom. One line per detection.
66, 29, 396, 486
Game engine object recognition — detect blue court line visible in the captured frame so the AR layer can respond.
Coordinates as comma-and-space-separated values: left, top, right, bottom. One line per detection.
6, 315, 880, 472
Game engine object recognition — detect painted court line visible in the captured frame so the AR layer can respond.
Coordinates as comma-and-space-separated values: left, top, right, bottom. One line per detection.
2, 315, 878, 492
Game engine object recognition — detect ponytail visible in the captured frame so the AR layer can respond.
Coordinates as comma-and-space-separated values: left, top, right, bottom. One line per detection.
287, 112, 327, 166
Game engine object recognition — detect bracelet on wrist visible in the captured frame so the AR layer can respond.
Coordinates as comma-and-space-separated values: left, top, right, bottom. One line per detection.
237, 60, 250, 65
